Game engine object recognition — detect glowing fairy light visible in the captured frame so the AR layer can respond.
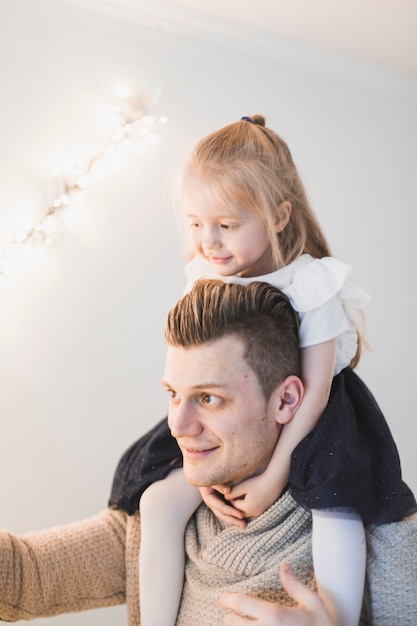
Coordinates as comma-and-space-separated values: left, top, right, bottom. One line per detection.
0, 92, 167, 282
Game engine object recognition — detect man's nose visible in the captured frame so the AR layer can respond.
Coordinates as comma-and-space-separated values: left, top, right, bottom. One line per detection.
169, 401, 202, 439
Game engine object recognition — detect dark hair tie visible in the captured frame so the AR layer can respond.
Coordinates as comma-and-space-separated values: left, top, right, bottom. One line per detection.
240, 116, 254, 123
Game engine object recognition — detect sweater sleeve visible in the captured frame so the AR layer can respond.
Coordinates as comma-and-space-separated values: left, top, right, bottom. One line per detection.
0, 508, 128, 621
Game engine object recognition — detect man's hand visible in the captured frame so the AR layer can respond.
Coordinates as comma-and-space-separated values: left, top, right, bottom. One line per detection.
218, 564, 338, 625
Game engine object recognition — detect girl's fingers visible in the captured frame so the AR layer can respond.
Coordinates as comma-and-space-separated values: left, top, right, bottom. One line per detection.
200, 487, 247, 527
213, 499, 245, 519
211, 484, 232, 496
220, 514, 247, 529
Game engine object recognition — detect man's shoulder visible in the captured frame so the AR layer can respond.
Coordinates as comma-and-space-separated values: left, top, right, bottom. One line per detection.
364, 514, 417, 625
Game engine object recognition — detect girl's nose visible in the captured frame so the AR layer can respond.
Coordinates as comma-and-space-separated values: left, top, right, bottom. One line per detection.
202, 226, 221, 252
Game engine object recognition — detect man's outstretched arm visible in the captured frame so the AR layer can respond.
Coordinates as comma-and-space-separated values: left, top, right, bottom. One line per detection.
0, 509, 127, 621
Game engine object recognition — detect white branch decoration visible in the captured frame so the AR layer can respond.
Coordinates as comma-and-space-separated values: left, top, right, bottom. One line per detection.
0, 92, 167, 281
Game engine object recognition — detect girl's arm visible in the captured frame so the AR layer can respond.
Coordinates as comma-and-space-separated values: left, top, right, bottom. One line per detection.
216, 339, 336, 519
312, 509, 366, 626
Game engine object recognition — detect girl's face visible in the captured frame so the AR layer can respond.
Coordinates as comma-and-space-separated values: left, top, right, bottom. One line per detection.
185, 197, 274, 278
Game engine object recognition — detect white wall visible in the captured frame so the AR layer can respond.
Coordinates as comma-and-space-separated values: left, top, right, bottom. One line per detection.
0, 1, 416, 624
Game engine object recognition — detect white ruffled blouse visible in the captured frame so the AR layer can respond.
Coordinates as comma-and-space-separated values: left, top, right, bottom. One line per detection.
184, 254, 370, 375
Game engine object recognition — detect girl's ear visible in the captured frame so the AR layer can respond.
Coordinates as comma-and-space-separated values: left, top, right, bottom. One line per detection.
271, 375, 304, 425
274, 201, 292, 233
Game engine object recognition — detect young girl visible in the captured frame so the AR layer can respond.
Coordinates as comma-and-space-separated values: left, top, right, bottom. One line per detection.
110, 115, 416, 626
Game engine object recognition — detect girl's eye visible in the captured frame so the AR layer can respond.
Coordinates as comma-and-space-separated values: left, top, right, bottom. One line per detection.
189, 221, 201, 229
220, 223, 236, 230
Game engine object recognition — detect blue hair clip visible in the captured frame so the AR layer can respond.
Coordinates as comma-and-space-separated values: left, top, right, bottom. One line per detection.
240, 116, 254, 123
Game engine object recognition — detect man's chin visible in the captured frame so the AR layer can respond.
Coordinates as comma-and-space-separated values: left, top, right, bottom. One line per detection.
183, 474, 211, 488
183, 468, 222, 488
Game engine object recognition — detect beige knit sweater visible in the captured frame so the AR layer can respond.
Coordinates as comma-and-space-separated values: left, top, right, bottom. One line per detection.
0, 493, 416, 625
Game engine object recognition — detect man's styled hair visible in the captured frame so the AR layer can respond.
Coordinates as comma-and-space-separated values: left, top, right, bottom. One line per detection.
165, 279, 300, 398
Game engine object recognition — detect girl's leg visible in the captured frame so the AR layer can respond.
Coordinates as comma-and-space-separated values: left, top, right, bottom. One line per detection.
312, 509, 366, 626
139, 468, 202, 626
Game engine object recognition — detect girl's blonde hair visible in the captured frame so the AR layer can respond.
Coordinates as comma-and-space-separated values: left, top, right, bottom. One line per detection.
180, 115, 362, 366
180, 114, 331, 269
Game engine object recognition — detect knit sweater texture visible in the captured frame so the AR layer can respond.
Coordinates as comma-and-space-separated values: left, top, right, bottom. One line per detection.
0, 493, 416, 624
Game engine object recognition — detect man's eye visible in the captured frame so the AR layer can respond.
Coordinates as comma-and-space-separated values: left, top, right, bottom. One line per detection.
167, 390, 180, 401
201, 393, 219, 405
189, 222, 201, 229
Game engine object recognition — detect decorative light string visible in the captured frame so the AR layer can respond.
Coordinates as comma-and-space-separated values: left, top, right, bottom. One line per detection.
0, 93, 167, 282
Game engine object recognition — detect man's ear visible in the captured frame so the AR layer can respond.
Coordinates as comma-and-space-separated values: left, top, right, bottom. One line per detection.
274, 201, 292, 234
271, 376, 304, 425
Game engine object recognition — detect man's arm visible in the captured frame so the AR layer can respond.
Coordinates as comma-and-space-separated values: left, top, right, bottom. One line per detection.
0, 509, 127, 621
219, 564, 338, 626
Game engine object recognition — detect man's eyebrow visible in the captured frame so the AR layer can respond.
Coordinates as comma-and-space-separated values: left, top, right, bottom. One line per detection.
161, 380, 228, 391
191, 383, 228, 390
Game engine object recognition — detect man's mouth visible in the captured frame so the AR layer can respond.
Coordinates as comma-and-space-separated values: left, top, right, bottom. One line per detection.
181, 445, 218, 459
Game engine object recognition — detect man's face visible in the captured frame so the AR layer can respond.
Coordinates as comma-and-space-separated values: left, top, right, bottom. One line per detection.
163, 335, 282, 488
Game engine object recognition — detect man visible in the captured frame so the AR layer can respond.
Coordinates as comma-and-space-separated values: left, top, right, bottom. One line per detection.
161, 278, 330, 624
0, 279, 416, 625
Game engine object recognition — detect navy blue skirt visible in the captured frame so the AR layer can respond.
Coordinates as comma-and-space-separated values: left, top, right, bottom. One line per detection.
109, 368, 416, 523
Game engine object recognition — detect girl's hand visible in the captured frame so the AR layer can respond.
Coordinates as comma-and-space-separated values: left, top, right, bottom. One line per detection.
199, 487, 247, 528
221, 473, 283, 518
